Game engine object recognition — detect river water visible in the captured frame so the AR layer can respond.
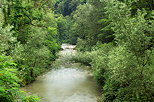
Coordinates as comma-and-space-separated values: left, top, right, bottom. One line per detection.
22, 44, 101, 102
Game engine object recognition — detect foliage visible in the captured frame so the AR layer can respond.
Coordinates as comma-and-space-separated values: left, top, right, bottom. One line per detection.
71, 51, 92, 65
54, 0, 86, 16
56, 14, 70, 43
70, 0, 114, 50
0, 0, 61, 85
1, 0, 154, 101
100, 1, 154, 101
91, 43, 114, 85
0, 0, 62, 101
22, 95, 40, 102
0, 23, 16, 55
71, 0, 154, 101
0, 55, 40, 102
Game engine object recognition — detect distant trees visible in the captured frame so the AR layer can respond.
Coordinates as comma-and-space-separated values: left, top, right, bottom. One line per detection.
69, 0, 114, 50
53, 0, 87, 44
54, 0, 86, 16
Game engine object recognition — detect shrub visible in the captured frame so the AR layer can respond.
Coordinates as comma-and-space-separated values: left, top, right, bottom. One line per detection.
0, 55, 40, 102
91, 43, 113, 85
71, 51, 93, 65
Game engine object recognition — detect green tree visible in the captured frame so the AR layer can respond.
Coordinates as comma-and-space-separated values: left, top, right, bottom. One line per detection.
70, 0, 114, 51
54, 0, 86, 16
102, 0, 154, 101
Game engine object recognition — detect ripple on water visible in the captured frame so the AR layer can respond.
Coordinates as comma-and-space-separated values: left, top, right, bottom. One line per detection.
22, 67, 100, 102
42, 68, 100, 102
63, 92, 98, 102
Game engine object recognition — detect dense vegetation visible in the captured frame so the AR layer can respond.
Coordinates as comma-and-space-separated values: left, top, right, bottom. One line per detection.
70, 0, 154, 101
0, 0, 154, 101
0, 0, 64, 101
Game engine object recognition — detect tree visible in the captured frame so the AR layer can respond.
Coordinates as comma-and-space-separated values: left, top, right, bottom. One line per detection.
102, 0, 154, 101
71, 0, 114, 51
54, 0, 86, 16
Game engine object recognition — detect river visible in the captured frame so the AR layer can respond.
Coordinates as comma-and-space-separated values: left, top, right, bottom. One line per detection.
22, 44, 101, 102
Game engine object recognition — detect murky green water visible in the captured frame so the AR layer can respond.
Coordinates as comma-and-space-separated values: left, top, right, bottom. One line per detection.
22, 44, 101, 102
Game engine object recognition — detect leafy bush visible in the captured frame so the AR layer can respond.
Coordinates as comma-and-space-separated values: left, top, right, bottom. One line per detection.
75, 38, 94, 51
102, 46, 154, 101
0, 23, 16, 55
22, 95, 40, 102
91, 43, 113, 84
71, 51, 93, 65
0, 55, 40, 102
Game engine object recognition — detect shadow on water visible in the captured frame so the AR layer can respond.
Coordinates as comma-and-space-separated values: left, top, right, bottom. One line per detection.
22, 44, 101, 102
